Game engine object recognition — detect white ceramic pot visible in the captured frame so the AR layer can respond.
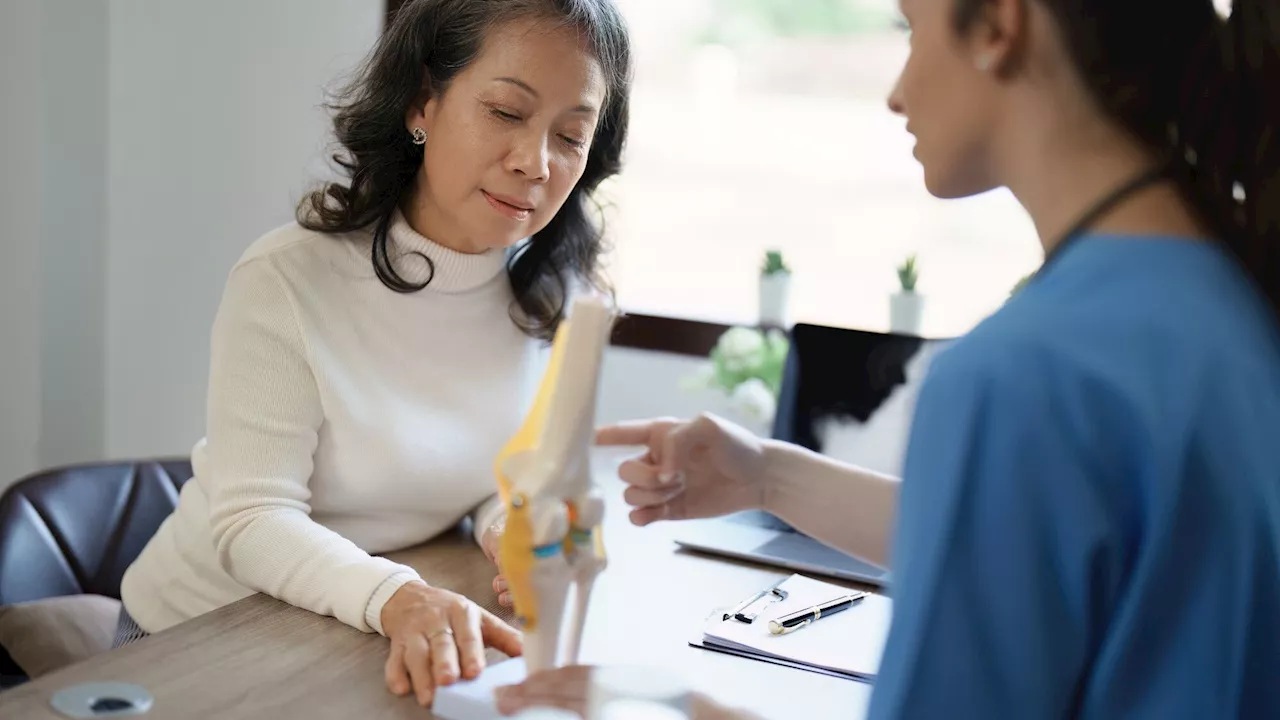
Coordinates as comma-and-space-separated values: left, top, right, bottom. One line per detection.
889, 291, 925, 335
758, 272, 791, 327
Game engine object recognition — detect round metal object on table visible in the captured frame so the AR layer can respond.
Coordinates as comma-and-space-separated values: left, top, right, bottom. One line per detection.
49, 682, 154, 718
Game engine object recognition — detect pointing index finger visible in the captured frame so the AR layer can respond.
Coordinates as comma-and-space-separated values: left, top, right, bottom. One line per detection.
595, 421, 655, 447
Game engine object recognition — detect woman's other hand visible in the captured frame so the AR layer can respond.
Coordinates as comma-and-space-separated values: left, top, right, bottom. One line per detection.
494, 665, 759, 719
481, 518, 514, 608
595, 413, 770, 526
381, 580, 523, 706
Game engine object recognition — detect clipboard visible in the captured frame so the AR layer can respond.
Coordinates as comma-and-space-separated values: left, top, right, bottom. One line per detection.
692, 574, 891, 682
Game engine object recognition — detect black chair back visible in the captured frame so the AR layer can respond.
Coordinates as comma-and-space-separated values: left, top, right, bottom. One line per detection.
0, 459, 192, 606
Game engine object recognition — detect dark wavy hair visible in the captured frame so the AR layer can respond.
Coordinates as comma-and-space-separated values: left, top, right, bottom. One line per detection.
955, 0, 1280, 318
298, 0, 632, 340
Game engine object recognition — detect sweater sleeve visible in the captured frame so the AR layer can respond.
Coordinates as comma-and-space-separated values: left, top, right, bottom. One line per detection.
201, 257, 419, 636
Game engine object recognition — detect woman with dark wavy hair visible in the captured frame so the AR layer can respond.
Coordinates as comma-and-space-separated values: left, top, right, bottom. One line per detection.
118, 0, 631, 707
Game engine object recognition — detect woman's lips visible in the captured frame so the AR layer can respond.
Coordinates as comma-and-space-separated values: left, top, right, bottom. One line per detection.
482, 191, 533, 221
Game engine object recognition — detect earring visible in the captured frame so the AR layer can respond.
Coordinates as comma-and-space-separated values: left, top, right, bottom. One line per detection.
1233, 181, 1246, 204
411, 127, 427, 145
976, 54, 995, 72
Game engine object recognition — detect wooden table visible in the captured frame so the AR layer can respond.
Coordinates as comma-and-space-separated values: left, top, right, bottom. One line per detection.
2, 451, 875, 719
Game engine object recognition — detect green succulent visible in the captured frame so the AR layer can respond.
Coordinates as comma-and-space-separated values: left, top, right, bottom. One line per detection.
897, 254, 919, 292
762, 249, 790, 276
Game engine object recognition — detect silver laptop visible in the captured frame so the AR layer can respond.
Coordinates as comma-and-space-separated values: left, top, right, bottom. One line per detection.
673, 510, 892, 586
671, 323, 953, 589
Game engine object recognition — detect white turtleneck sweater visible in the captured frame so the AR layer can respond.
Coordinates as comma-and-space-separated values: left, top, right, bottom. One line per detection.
120, 211, 548, 636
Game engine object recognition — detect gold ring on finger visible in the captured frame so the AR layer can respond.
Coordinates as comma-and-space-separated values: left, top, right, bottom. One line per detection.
427, 627, 455, 642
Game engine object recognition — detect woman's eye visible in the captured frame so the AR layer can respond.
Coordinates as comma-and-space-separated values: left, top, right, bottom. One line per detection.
491, 108, 521, 122
560, 135, 586, 149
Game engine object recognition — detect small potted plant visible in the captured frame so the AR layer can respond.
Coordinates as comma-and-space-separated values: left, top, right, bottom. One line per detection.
758, 249, 791, 327
889, 253, 924, 335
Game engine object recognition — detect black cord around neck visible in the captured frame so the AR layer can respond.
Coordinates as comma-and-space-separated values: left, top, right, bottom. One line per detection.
1036, 163, 1172, 278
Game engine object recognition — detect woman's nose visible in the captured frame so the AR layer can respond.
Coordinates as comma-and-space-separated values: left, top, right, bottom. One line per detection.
507, 133, 551, 182
887, 74, 906, 117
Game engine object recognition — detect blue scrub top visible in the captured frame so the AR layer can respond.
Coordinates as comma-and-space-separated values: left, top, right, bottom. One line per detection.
868, 235, 1280, 719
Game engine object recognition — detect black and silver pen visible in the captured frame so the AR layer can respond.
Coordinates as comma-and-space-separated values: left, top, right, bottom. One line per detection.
768, 592, 869, 635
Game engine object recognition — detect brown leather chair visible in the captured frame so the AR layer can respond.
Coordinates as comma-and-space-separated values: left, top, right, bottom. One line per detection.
0, 459, 192, 684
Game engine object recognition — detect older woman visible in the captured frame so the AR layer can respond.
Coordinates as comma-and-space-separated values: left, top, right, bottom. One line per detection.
119, 0, 631, 708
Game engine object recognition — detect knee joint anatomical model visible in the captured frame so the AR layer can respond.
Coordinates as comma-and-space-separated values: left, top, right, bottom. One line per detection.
494, 296, 616, 673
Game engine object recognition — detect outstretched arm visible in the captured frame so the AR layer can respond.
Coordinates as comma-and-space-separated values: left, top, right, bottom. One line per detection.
762, 440, 900, 570
598, 413, 900, 569
202, 257, 418, 635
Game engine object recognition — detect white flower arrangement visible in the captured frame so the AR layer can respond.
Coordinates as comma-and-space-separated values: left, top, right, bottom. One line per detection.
683, 327, 789, 422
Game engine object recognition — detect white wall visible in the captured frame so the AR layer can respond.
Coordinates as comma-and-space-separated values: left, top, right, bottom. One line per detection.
0, 0, 46, 488
0, 1, 381, 487
102, 1, 381, 458
39, 0, 110, 470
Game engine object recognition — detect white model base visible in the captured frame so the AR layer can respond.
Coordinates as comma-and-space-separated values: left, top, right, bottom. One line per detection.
432, 657, 527, 720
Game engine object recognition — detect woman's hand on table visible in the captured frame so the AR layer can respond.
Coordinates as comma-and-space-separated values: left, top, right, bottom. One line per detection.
380, 579, 523, 707
481, 518, 514, 608
494, 665, 759, 719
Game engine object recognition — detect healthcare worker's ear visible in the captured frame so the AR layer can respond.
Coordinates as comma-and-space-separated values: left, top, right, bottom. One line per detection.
956, 0, 1031, 77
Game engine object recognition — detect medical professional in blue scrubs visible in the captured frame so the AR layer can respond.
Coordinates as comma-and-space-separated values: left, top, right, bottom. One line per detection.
496, 0, 1280, 717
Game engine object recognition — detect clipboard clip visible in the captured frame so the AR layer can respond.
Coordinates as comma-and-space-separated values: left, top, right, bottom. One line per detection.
723, 578, 789, 624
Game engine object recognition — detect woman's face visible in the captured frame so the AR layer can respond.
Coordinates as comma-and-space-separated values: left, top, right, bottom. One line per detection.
407, 19, 606, 253
887, 0, 1008, 199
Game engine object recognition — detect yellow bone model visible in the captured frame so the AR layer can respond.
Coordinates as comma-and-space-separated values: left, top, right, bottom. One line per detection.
493, 296, 614, 673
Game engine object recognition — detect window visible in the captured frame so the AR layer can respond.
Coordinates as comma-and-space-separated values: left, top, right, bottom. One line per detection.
600, 0, 1042, 338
